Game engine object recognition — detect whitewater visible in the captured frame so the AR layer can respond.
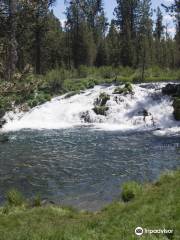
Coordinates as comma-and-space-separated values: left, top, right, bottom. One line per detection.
2, 82, 180, 135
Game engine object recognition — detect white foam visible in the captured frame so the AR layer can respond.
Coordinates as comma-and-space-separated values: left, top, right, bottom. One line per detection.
2, 83, 180, 135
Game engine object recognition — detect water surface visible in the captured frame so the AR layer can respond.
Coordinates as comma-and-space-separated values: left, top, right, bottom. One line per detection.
0, 128, 179, 211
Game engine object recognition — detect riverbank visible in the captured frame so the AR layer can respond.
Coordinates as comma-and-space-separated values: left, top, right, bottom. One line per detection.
0, 66, 180, 116
0, 169, 179, 240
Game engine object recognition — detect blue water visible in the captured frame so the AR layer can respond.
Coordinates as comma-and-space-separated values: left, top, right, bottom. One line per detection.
0, 128, 179, 210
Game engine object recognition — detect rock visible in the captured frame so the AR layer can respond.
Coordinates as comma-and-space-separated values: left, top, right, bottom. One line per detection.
162, 84, 180, 96
64, 91, 80, 99
0, 119, 6, 128
0, 109, 5, 119
162, 84, 180, 121
143, 109, 149, 117
95, 92, 110, 106
93, 106, 109, 116
80, 111, 92, 123
93, 92, 110, 116
113, 82, 133, 95
173, 98, 180, 121
41, 199, 56, 206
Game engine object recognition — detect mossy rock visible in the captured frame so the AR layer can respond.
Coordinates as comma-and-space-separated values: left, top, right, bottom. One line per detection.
93, 106, 109, 116
173, 98, 180, 120
113, 87, 124, 94
96, 92, 110, 106
113, 82, 133, 95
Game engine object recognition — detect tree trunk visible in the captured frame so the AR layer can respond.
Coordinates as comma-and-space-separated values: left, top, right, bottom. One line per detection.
6, 0, 18, 81
35, 28, 41, 74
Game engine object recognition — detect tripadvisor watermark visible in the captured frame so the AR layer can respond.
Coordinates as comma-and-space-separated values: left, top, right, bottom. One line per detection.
135, 227, 174, 236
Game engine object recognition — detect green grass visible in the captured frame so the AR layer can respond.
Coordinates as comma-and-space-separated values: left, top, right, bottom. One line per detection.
0, 170, 180, 240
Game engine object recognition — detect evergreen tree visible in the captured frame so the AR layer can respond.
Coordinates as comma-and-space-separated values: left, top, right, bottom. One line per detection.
154, 7, 164, 66
1, 0, 18, 81
114, 0, 140, 66
137, 0, 153, 79
154, 7, 164, 41
106, 20, 121, 66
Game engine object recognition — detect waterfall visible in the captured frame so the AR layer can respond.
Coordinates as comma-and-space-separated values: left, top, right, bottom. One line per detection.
3, 83, 180, 135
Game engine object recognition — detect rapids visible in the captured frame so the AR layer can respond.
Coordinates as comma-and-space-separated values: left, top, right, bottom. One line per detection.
3, 83, 180, 135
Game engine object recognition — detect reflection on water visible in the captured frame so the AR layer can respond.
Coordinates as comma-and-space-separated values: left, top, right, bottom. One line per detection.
0, 128, 179, 211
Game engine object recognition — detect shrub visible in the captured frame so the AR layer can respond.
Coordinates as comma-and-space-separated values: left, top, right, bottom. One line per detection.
121, 182, 142, 202
32, 195, 42, 207
99, 66, 116, 79
77, 65, 89, 78
45, 69, 66, 93
6, 189, 25, 207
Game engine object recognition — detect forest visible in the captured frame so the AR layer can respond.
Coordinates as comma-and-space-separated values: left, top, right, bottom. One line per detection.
0, 0, 179, 114
0, 0, 179, 78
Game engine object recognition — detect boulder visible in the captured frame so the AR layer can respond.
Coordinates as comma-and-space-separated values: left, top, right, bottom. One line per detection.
0, 119, 6, 128
113, 82, 133, 95
173, 98, 180, 121
0, 109, 5, 119
93, 106, 109, 116
80, 111, 92, 123
93, 92, 110, 116
95, 92, 110, 106
162, 84, 180, 96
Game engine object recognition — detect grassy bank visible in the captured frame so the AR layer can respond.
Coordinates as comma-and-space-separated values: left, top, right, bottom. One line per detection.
0, 66, 180, 115
0, 170, 180, 239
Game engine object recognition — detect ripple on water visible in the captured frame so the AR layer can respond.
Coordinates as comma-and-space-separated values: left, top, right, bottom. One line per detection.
0, 128, 179, 210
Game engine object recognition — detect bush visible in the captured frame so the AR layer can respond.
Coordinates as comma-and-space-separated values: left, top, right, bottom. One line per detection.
77, 65, 89, 78
32, 195, 42, 207
99, 66, 116, 79
121, 182, 142, 202
6, 189, 25, 207
45, 69, 66, 93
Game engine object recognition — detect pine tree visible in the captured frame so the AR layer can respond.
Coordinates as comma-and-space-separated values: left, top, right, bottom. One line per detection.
5, 0, 18, 81
114, 0, 140, 66
106, 20, 121, 66
154, 7, 164, 41
162, 0, 180, 67
154, 7, 164, 66
137, 0, 153, 80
